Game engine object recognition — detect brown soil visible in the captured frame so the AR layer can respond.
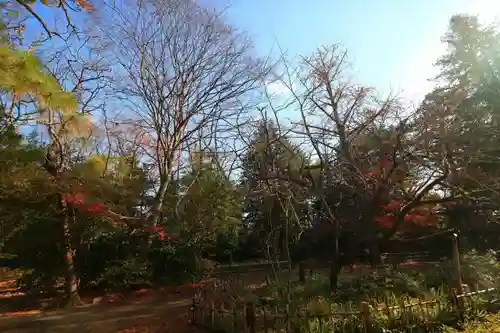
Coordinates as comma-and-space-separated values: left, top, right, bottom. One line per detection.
0, 280, 209, 333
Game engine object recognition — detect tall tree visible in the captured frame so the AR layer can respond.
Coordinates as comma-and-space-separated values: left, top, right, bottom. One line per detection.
173, 158, 242, 253
0, 0, 98, 305
241, 120, 309, 262
255, 45, 458, 291
98, 0, 269, 229
422, 14, 500, 250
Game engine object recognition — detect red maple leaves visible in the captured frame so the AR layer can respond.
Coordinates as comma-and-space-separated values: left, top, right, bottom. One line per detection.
148, 226, 176, 241
374, 200, 435, 230
361, 156, 437, 230
62, 193, 107, 216
62, 192, 174, 241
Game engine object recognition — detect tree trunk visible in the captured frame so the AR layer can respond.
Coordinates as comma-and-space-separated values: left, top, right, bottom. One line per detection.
144, 174, 171, 257
329, 219, 342, 293
149, 175, 170, 226
370, 241, 382, 267
58, 193, 83, 306
298, 262, 306, 283
328, 260, 342, 293
44, 144, 82, 307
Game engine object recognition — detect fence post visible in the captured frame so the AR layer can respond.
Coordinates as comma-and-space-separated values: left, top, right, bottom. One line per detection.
360, 301, 373, 333
190, 292, 197, 325
231, 302, 237, 333
262, 304, 268, 333
451, 288, 465, 322
245, 303, 256, 333
299, 262, 306, 283
210, 301, 215, 327
285, 304, 291, 332
220, 303, 225, 329
452, 233, 463, 294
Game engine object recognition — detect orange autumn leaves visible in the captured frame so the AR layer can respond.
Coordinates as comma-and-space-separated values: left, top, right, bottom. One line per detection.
74, 0, 94, 11
38, 0, 94, 12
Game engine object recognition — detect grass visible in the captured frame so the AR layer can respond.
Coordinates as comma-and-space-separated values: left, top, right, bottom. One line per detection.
196, 252, 500, 333
212, 271, 460, 332
444, 313, 500, 333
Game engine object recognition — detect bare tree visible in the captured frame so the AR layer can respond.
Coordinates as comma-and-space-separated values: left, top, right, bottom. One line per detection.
97, 0, 269, 225
252, 45, 461, 292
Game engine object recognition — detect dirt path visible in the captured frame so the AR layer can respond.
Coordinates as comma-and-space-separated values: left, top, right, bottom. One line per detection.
0, 286, 207, 333
0, 300, 189, 332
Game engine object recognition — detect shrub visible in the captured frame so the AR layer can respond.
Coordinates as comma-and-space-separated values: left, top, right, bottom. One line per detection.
3, 216, 66, 295
459, 250, 500, 289
149, 240, 216, 285
100, 258, 152, 292
76, 229, 147, 291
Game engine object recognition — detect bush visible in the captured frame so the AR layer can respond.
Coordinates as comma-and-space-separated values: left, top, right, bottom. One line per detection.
149, 240, 215, 284
330, 250, 500, 304
76, 229, 147, 291
3, 216, 66, 295
280, 266, 444, 305
100, 258, 152, 292
459, 249, 500, 289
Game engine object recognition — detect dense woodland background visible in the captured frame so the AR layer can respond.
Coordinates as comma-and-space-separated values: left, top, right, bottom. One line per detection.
1, 0, 500, 307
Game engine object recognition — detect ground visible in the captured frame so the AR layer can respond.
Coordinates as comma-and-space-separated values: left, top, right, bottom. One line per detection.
0, 280, 209, 333
447, 313, 500, 333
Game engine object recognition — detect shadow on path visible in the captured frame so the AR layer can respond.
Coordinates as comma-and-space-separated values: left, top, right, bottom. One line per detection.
0, 297, 195, 333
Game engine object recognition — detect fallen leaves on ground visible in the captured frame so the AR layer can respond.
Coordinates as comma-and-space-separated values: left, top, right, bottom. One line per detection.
0, 280, 211, 333
0, 310, 41, 318
0, 280, 16, 289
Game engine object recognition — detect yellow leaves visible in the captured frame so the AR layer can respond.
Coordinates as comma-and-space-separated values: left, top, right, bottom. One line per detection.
0, 44, 77, 113
60, 113, 93, 137
86, 155, 107, 172
37, 112, 93, 140
189, 150, 204, 169
77, 155, 136, 180
115, 157, 134, 178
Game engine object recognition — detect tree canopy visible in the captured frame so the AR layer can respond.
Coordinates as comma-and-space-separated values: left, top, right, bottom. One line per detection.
1, 3, 500, 299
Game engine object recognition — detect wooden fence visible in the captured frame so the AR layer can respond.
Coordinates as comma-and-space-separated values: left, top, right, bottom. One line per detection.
190, 286, 500, 333
214, 253, 450, 274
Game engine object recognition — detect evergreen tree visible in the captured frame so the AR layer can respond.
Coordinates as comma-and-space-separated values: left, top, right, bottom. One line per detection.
422, 14, 500, 251
241, 120, 309, 260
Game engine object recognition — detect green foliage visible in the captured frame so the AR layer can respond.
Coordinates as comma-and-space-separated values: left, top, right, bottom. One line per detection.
241, 121, 309, 259
6, 211, 64, 294
3, 7, 500, 330
0, 44, 76, 112
443, 312, 500, 333
149, 240, 216, 285
212, 254, 500, 333
0, 129, 59, 295
74, 229, 216, 291
280, 252, 500, 305
424, 14, 500, 249
102, 258, 151, 292
75, 229, 145, 291
173, 163, 242, 249
459, 250, 500, 289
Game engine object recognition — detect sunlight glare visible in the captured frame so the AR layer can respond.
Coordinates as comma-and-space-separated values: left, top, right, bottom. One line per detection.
396, 0, 500, 106
467, 0, 500, 24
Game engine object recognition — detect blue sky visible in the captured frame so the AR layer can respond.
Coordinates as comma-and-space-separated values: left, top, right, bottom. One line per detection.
211, 0, 500, 104
29, 0, 500, 104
